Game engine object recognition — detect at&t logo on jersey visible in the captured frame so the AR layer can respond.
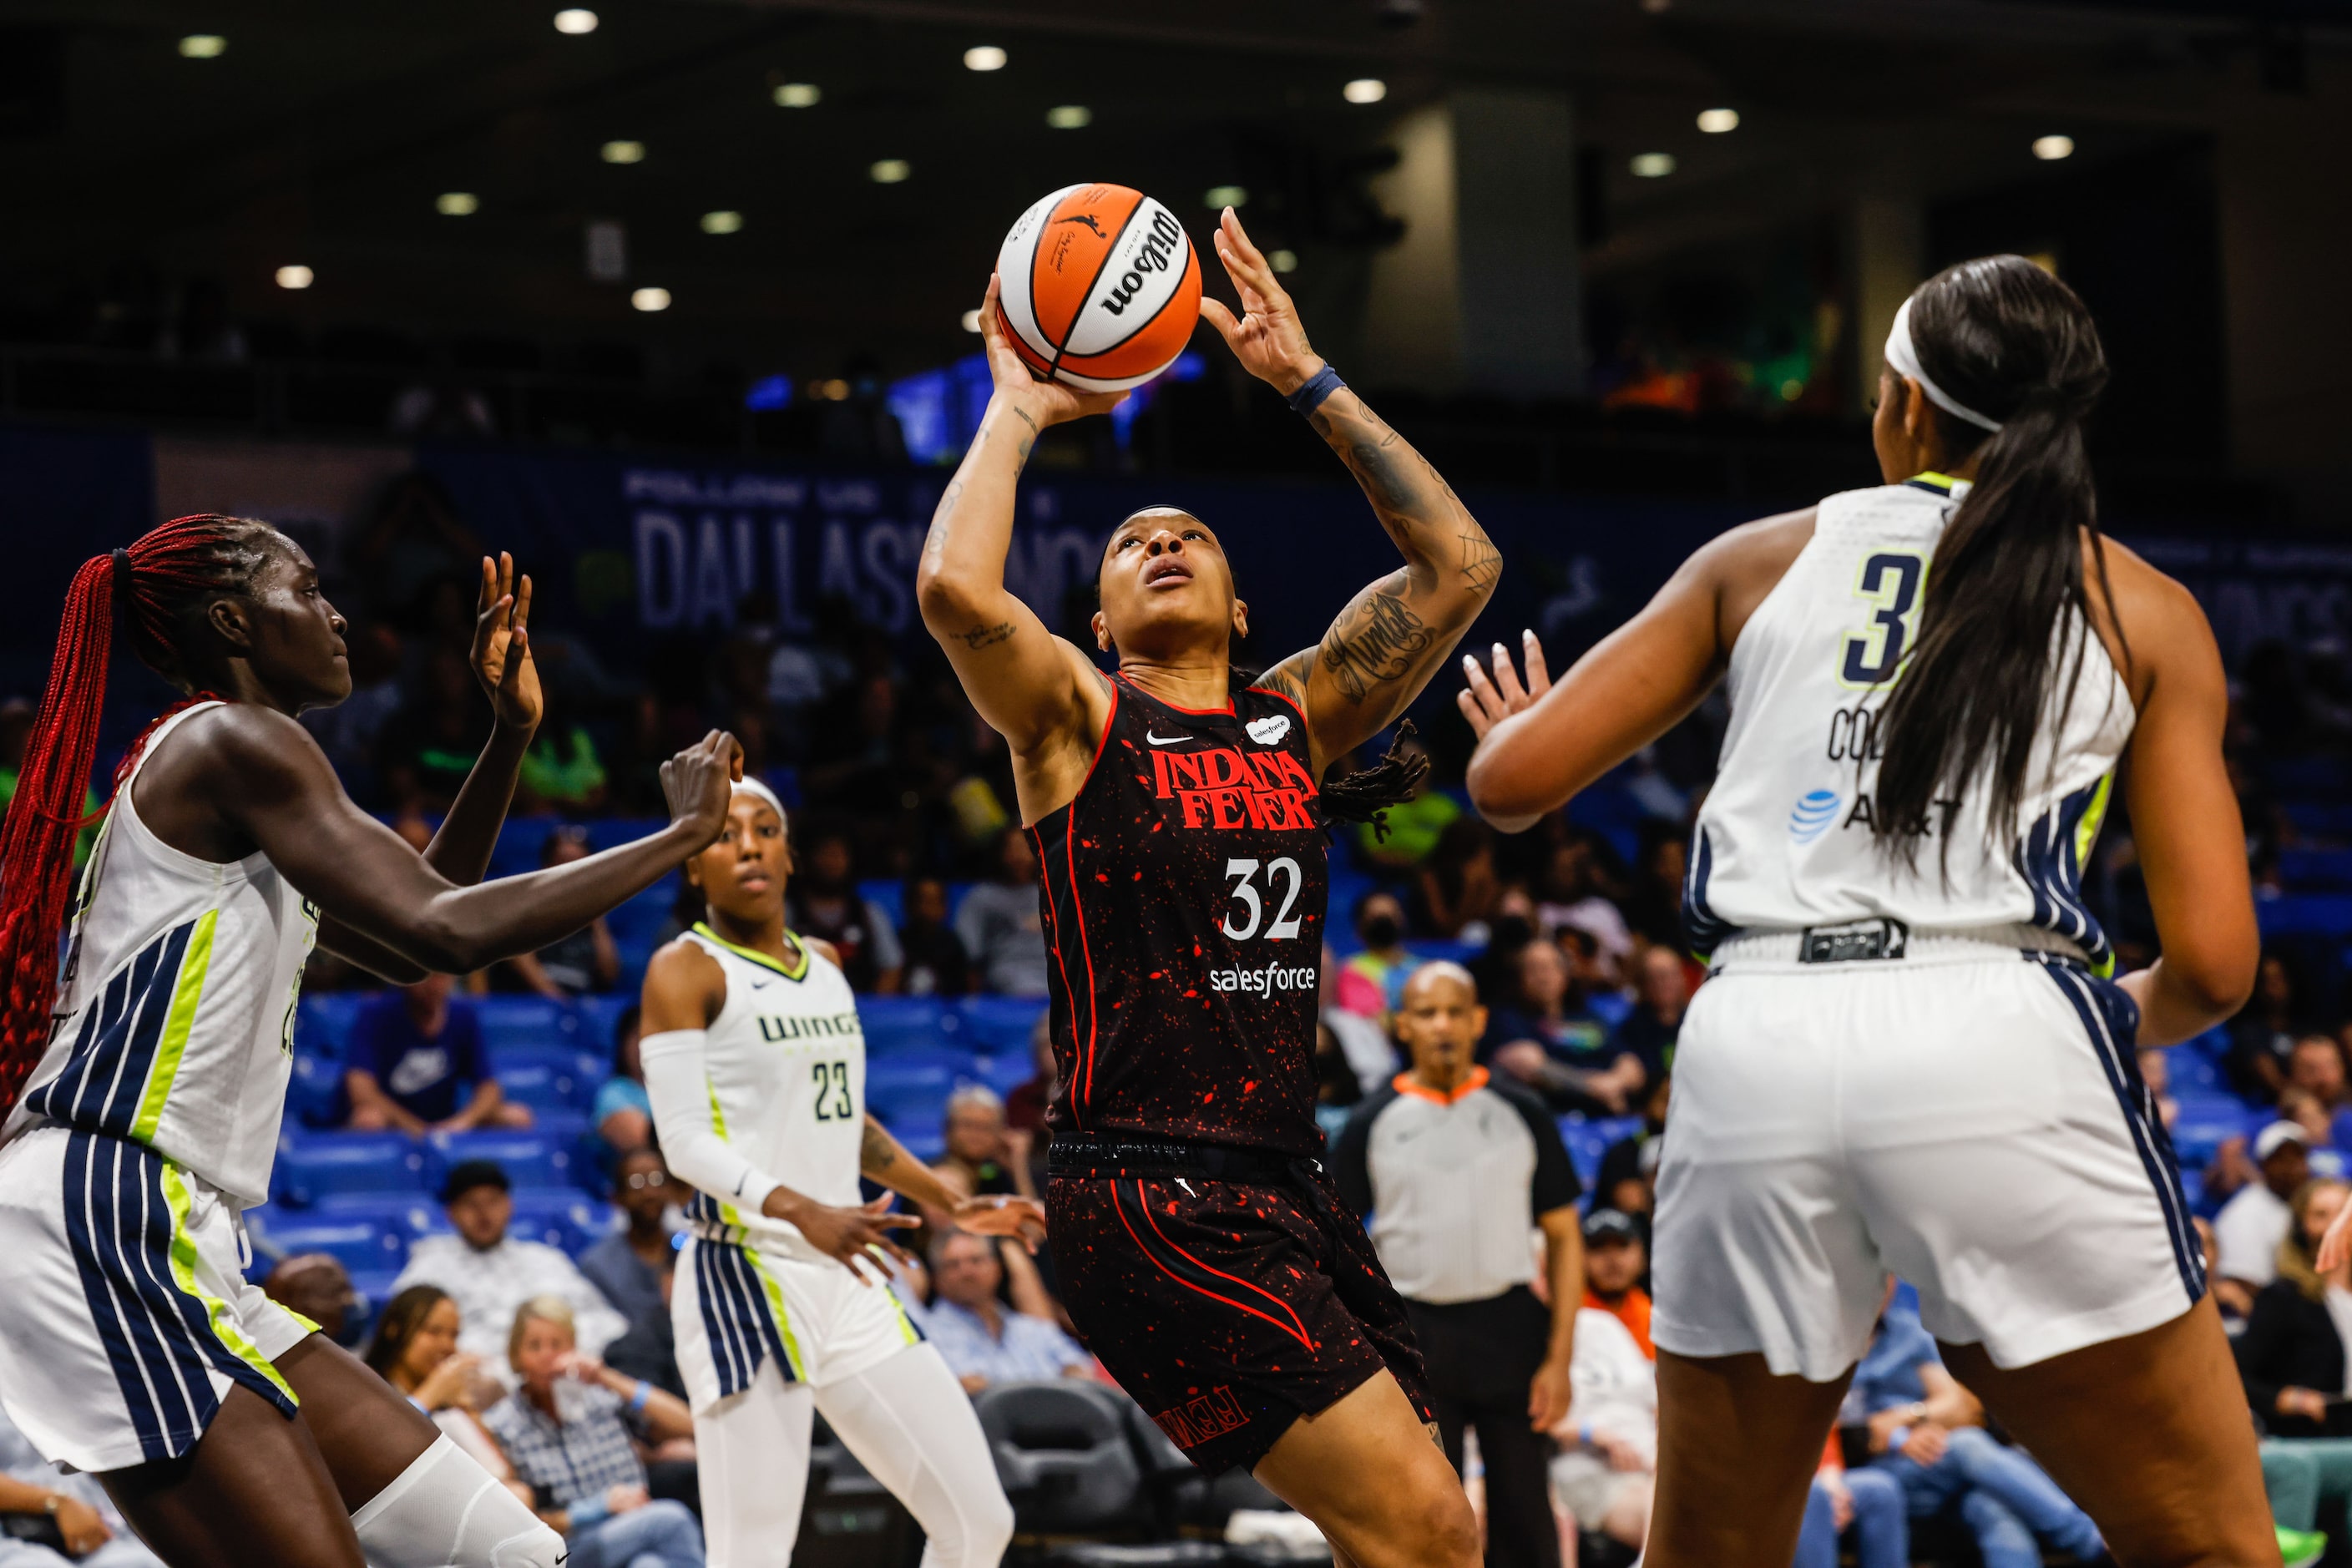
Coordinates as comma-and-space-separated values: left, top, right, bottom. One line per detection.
1149, 746, 1318, 831
1208, 960, 1320, 996
1788, 790, 1840, 843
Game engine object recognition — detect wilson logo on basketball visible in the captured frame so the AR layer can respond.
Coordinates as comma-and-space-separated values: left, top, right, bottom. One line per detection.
1100, 210, 1186, 316
1148, 746, 1318, 831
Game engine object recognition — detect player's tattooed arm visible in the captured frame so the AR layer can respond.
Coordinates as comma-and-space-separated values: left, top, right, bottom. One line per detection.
858, 1117, 900, 1177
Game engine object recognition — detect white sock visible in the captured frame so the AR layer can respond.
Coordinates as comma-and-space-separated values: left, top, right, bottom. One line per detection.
349, 1434, 567, 1568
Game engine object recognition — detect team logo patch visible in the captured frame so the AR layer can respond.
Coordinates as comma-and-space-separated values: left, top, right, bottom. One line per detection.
1245, 714, 1291, 746
1788, 789, 1841, 844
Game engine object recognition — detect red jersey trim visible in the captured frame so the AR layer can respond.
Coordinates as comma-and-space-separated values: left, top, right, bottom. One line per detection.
1067, 812, 1102, 1117
1030, 823, 1083, 1130
1249, 683, 1308, 726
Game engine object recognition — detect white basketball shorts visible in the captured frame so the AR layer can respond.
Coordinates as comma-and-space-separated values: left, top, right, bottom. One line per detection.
674, 1232, 926, 1414
1651, 936, 2203, 1382
0, 1124, 316, 1472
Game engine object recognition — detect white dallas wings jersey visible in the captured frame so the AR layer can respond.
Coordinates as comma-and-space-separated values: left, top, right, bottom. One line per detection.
679, 924, 867, 1252
1684, 477, 2132, 969
3, 702, 318, 1206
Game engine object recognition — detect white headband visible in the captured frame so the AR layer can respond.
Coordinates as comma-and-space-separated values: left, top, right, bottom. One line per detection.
1884, 296, 2003, 433
732, 776, 787, 830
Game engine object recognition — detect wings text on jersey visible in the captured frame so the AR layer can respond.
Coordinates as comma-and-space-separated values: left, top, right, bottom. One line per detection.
1146, 746, 1318, 831
756, 1012, 862, 1042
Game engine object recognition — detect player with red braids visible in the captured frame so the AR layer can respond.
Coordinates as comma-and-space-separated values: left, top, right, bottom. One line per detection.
0, 515, 741, 1568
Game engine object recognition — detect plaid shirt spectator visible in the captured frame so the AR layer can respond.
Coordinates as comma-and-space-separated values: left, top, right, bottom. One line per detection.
481, 1380, 645, 1508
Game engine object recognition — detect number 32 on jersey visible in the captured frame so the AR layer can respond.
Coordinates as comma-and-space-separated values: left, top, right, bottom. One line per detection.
1220, 857, 1305, 941
1839, 550, 1928, 689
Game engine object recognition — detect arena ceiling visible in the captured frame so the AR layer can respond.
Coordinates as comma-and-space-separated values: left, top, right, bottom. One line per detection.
0, 0, 2341, 378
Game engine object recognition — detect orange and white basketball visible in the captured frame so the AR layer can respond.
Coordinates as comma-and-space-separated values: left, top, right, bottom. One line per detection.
994, 183, 1202, 393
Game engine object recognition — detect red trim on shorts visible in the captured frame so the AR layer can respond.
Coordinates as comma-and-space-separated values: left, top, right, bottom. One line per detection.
1110, 1181, 1315, 1352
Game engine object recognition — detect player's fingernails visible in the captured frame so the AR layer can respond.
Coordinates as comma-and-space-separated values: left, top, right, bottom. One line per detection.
1524, 628, 1537, 641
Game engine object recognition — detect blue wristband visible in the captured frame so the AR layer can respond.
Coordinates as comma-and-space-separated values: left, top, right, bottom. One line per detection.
628, 1379, 651, 1417
1284, 362, 1344, 417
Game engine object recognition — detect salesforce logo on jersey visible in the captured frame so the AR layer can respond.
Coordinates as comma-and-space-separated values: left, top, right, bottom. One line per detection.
1788, 789, 1841, 844
1208, 961, 1320, 996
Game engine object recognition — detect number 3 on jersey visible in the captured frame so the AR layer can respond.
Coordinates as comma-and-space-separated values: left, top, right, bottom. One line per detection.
1839, 550, 1927, 688
1220, 857, 1304, 941
809, 1060, 853, 1120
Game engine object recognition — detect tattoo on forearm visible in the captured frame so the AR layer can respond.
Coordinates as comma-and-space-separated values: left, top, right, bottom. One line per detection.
1320, 587, 1433, 703
958, 622, 1014, 650
860, 1120, 898, 1174
1008, 403, 1038, 463
1458, 533, 1501, 594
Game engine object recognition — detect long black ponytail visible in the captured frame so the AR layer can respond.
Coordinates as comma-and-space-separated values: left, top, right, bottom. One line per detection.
1870, 255, 2118, 873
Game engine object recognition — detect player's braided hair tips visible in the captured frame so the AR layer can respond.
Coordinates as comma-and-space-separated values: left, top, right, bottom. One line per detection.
1315, 720, 1432, 840
0, 515, 279, 1113
1869, 256, 2118, 876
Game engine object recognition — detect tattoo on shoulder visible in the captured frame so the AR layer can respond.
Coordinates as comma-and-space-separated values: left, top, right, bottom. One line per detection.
1320, 587, 1433, 704
958, 621, 1014, 650
1459, 533, 1501, 594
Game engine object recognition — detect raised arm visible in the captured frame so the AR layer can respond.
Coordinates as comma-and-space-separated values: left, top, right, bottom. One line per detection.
175, 710, 736, 974
1196, 210, 1500, 772
917, 278, 1124, 797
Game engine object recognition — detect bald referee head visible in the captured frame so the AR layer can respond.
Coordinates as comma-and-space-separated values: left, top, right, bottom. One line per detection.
1395, 962, 1489, 1094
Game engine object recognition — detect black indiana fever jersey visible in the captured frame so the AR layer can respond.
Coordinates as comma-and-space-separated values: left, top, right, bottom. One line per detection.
1032, 672, 1328, 1156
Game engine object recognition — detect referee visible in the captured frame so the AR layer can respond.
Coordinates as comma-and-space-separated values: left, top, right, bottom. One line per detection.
1335, 961, 1584, 1568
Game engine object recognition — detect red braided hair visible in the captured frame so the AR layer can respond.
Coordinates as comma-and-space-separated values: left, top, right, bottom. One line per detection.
0, 514, 283, 1113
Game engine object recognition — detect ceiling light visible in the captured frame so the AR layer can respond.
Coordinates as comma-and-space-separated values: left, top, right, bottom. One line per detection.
179, 34, 226, 58
773, 83, 820, 108
964, 45, 1007, 72
2032, 134, 2075, 161
437, 192, 479, 216
631, 287, 670, 312
1045, 104, 1091, 129
701, 210, 743, 235
820, 378, 851, 401
1697, 107, 1739, 134
1205, 185, 1247, 210
1271, 250, 1298, 273
1343, 78, 1387, 104
1641, 0, 1671, 12
601, 139, 645, 164
275, 265, 313, 291
870, 159, 911, 184
961, 310, 983, 332
554, 8, 598, 33
1630, 152, 1676, 178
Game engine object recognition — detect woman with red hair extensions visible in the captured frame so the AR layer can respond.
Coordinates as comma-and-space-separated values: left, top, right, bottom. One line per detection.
0, 517, 739, 1568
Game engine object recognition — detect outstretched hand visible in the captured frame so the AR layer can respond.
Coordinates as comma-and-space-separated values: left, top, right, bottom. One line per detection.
977, 274, 1128, 429
660, 730, 742, 851
1457, 630, 1551, 741
471, 553, 542, 731
953, 1193, 1048, 1252
1198, 208, 1322, 396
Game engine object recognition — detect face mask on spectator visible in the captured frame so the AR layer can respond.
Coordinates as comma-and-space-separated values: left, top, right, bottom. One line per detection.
1362, 914, 1401, 949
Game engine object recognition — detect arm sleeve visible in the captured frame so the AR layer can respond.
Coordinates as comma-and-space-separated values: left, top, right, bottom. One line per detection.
639, 1029, 785, 1218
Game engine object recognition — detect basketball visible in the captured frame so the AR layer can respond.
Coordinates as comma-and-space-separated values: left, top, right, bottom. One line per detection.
994, 183, 1202, 393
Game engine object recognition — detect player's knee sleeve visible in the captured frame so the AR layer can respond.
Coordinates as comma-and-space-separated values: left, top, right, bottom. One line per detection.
350, 1434, 567, 1568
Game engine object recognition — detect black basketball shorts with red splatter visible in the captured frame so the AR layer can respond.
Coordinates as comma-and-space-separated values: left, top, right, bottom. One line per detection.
1046, 1146, 1433, 1475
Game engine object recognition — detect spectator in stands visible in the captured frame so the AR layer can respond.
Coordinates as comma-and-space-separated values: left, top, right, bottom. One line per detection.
1852, 1302, 2103, 1568
377, 645, 496, 811
1313, 1018, 1365, 1143
1485, 938, 1644, 1115
594, 1005, 650, 1160
1551, 1267, 1656, 1552
1611, 945, 1687, 1081
1352, 731, 1456, 872
923, 1232, 1090, 1393
1620, 825, 1688, 949
790, 828, 903, 992
1003, 1013, 1055, 1195
2140, 1043, 2180, 1132
954, 827, 1050, 996
897, 875, 973, 996
1537, 834, 1635, 984
1334, 890, 1421, 1023
2238, 1179, 2352, 1564
517, 698, 610, 816
1580, 1209, 1652, 1357
392, 1161, 629, 1376
1594, 1073, 1669, 1217
2216, 1123, 2315, 1318
263, 1252, 360, 1345
2293, 1034, 2352, 1117
484, 1297, 704, 1568
2232, 952, 2311, 1101
0, 1403, 162, 1566
579, 1149, 686, 1399
345, 972, 533, 1135
933, 1085, 1029, 1201
503, 826, 621, 998
1413, 817, 1500, 942
1794, 1435, 1906, 1568
2279, 1088, 2348, 1178
1333, 963, 1581, 1568
363, 1285, 523, 1490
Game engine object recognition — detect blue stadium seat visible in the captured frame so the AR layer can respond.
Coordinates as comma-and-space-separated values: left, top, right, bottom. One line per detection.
958, 996, 1047, 1056
312, 1190, 448, 1243
289, 1050, 346, 1129
607, 883, 677, 947
508, 1191, 618, 1253
1555, 1119, 1613, 1189
972, 1053, 1034, 1097
876, 1115, 945, 1165
489, 1044, 605, 1111
587, 818, 670, 853
2168, 1096, 2256, 1167
475, 998, 571, 1055
242, 1209, 407, 1277
294, 993, 367, 1059
862, 999, 964, 1054
574, 995, 635, 1061
2166, 1044, 2224, 1095
276, 1130, 433, 1206
346, 1270, 404, 1335
2283, 802, 2352, 838
2261, 897, 2352, 939
858, 879, 908, 933
2281, 848, 2352, 892
427, 1130, 576, 1191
